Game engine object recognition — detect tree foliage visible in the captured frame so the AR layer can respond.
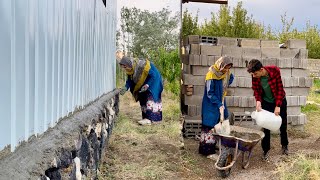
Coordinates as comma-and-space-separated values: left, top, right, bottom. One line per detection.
182, 2, 320, 58
119, 7, 179, 58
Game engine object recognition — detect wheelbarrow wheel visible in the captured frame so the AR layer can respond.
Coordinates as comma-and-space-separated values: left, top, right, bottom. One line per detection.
217, 146, 233, 178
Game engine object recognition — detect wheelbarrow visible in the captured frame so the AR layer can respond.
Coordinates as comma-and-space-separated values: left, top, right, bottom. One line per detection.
212, 125, 265, 178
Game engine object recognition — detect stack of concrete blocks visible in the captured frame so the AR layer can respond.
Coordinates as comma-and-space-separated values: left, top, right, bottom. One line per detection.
181, 36, 312, 138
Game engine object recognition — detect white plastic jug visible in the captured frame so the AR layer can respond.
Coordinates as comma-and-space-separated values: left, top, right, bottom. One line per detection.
251, 109, 282, 131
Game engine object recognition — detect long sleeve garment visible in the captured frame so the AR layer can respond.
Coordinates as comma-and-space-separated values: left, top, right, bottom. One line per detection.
201, 74, 234, 127
125, 62, 163, 102
251, 66, 286, 107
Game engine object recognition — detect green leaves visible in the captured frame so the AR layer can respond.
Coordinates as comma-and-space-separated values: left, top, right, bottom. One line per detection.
182, 2, 320, 59
119, 7, 179, 58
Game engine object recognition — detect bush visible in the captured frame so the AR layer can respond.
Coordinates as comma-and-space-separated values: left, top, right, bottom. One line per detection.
183, 2, 320, 59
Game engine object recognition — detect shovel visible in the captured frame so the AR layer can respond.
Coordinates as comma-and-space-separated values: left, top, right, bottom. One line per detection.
214, 105, 231, 135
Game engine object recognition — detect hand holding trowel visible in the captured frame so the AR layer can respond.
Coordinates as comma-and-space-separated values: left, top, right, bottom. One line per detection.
214, 103, 231, 135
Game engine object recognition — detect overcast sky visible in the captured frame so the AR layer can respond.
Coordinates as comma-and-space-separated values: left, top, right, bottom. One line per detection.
116, 0, 320, 31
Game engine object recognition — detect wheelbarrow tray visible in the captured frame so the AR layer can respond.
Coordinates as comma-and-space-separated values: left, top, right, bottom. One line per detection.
213, 126, 265, 152
212, 125, 265, 173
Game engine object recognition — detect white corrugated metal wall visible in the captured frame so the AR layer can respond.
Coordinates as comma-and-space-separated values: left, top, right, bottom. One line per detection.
0, 0, 117, 151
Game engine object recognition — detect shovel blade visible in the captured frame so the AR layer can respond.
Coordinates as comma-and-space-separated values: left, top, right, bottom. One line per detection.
221, 119, 231, 135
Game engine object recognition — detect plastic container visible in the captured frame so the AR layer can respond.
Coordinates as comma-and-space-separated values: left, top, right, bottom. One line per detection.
251, 109, 282, 131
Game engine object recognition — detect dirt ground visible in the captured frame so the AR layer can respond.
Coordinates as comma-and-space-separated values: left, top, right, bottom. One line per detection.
99, 92, 320, 180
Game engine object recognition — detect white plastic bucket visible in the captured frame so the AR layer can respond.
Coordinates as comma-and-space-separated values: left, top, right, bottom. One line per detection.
251, 109, 282, 131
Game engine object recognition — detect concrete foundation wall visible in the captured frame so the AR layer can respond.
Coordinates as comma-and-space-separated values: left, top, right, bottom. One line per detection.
0, 90, 119, 179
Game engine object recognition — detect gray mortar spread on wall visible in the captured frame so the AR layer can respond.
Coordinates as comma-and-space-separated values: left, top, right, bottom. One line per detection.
0, 89, 120, 180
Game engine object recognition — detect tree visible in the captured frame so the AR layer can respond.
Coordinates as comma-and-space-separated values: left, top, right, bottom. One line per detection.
182, 9, 199, 38
119, 7, 180, 57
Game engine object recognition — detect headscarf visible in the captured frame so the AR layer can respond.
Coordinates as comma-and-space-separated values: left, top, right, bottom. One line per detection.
205, 56, 233, 81
205, 56, 233, 97
120, 56, 151, 101
119, 56, 136, 75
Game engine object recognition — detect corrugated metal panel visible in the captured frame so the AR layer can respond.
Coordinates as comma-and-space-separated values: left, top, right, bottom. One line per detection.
0, 0, 117, 151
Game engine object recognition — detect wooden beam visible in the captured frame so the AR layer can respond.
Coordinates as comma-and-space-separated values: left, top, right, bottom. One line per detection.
182, 0, 228, 4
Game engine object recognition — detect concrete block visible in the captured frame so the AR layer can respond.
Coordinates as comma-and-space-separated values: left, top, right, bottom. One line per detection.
234, 67, 251, 77
228, 88, 253, 96
242, 48, 261, 58
231, 57, 241, 67
237, 77, 252, 87
217, 37, 238, 46
239, 38, 261, 47
184, 95, 202, 106
233, 96, 241, 107
225, 96, 234, 106
284, 87, 292, 96
190, 44, 200, 55
189, 55, 201, 65
221, 46, 243, 57
292, 58, 308, 69
292, 69, 309, 77
287, 106, 301, 115
232, 77, 252, 87
299, 49, 308, 59
280, 48, 300, 59
207, 56, 219, 66
196, 106, 202, 116
229, 96, 240, 107
305, 77, 313, 87
193, 85, 204, 95
300, 59, 309, 69
200, 45, 222, 56
229, 77, 237, 88
233, 57, 249, 68
183, 64, 191, 74
181, 54, 189, 65
287, 96, 299, 106
291, 87, 310, 96
183, 74, 205, 85
200, 55, 208, 66
191, 66, 209, 76
282, 77, 293, 87
298, 77, 306, 87
280, 68, 292, 77
239, 96, 249, 107
262, 58, 278, 66
286, 39, 306, 49
188, 105, 197, 116
248, 96, 256, 107
228, 107, 245, 113
299, 96, 307, 106
200, 36, 217, 44
278, 58, 292, 68
226, 88, 235, 96
292, 77, 300, 87
289, 113, 307, 125
245, 107, 256, 112
261, 40, 279, 48
232, 57, 246, 68
261, 48, 280, 58
188, 35, 200, 44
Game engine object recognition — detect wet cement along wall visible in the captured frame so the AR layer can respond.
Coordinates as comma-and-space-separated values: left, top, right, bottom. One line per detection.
0, 90, 119, 180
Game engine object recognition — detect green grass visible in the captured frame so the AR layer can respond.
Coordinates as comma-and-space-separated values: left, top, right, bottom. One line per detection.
301, 104, 319, 113
307, 79, 320, 104
276, 154, 320, 180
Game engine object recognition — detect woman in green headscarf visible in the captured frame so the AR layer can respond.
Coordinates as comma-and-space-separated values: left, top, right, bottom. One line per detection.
119, 56, 163, 125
